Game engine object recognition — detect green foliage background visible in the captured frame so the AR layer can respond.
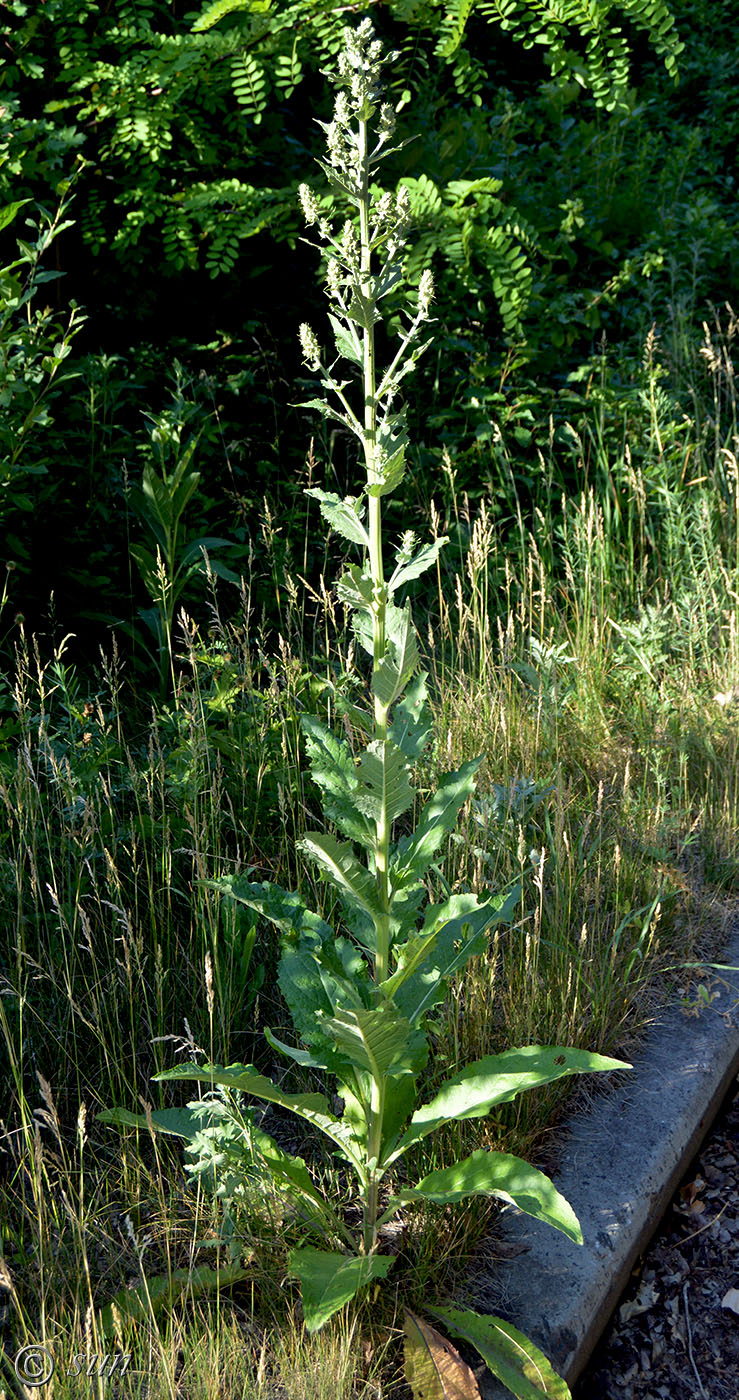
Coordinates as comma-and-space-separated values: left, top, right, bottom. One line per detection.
0, 0, 737, 672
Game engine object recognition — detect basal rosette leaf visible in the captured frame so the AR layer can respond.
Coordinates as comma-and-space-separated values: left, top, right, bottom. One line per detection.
403, 1309, 483, 1399
288, 1247, 394, 1332
99, 1265, 253, 1340
387, 1046, 631, 1163
427, 1306, 572, 1400
389, 1147, 582, 1244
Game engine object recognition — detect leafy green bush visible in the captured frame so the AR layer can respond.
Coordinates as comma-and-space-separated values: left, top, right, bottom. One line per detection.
0, 192, 84, 559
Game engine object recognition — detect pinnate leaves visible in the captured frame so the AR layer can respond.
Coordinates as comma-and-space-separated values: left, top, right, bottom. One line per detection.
404, 1310, 483, 1399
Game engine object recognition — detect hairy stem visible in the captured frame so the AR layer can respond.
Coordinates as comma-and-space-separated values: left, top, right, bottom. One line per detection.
358, 110, 391, 989
363, 1072, 385, 1254
358, 108, 390, 1256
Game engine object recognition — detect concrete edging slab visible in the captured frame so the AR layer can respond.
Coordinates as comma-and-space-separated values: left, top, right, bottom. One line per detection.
466, 924, 739, 1398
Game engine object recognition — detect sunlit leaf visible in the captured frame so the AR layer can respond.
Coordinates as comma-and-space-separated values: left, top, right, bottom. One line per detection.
404, 1309, 483, 1398
392, 1148, 582, 1244
428, 1306, 572, 1400
288, 1247, 394, 1331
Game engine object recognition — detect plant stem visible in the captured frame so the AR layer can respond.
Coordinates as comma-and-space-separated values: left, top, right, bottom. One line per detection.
363, 1072, 385, 1254
358, 106, 390, 1256
358, 109, 392, 990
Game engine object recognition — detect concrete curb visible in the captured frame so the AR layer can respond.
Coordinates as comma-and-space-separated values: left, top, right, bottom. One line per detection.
465, 924, 739, 1398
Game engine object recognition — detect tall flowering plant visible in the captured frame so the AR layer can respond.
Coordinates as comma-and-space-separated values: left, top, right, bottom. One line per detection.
104, 21, 629, 1397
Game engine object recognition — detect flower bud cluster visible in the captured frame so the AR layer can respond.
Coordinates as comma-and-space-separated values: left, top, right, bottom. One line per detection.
340, 220, 360, 270
326, 258, 344, 298
298, 183, 320, 226
299, 322, 321, 370
418, 269, 435, 319
335, 18, 398, 113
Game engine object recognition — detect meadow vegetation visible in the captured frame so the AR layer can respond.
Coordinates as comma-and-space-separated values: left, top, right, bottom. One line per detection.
1, 0, 738, 1396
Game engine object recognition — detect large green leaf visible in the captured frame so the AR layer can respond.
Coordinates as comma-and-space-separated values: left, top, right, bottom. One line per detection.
379, 1070, 419, 1162
277, 932, 372, 1071
0, 199, 30, 234
389, 670, 433, 761
153, 1063, 366, 1174
288, 1247, 394, 1331
321, 1005, 412, 1082
374, 603, 419, 708
201, 877, 334, 944
301, 715, 374, 845
355, 738, 415, 824
404, 1309, 483, 1399
179, 535, 234, 566
388, 1046, 630, 1162
274, 945, 353, 1069
427, 1306, 572, 1400
367, 409, 408, 498
394, 758, 483, 882
298, 832, 382, 918
336, 563, 374, 617
391, 1148, 582, 1245
386, 888, 519, 1025
328, 311, 363, 365
304, 489, 369, 547
389, 536, 449, 593
97, 1105, 218, 1140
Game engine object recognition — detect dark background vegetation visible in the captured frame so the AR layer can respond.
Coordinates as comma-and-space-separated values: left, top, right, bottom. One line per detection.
2, 0, 736, 693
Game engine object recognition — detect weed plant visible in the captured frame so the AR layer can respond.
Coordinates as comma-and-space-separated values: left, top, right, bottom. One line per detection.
2, 38, 739, 1400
